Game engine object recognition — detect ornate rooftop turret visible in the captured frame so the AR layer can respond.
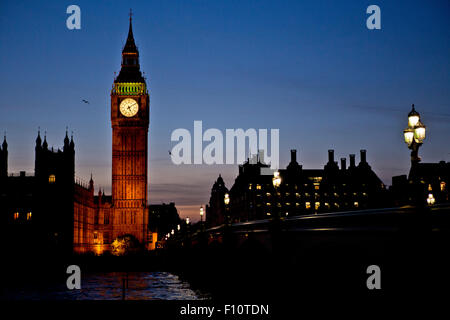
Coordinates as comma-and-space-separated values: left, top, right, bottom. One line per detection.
42, 133, 48, 150
36, 129, 42, 148
114, 11, 145, 84
64, 128, 70, 151
2, 134, 7, 151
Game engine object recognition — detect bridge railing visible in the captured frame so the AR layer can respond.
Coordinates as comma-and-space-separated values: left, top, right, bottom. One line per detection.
203, 203, 450, 235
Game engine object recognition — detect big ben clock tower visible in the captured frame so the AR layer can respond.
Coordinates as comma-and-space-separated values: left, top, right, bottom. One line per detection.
110, 15, 149, 246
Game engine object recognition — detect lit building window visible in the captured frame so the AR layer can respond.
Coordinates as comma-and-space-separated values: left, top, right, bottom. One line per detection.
248, 184, 252, 190
14, 212, 19, 220
27, 212, 32, 220
266, 192, 271, 197
315, 202, 320, 210
314, 185, 320, 190
305, 202, 311, 209
266, 202, 271, 206
428, 184, 432, 191
295, 202, 300, 207
440, 182, 446, 192
49, 174, 56, 183
295, 192, 300, 198
256, 184, 262, 190
354, 201, 359, 208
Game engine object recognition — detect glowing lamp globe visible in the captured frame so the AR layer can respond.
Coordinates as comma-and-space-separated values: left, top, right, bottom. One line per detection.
413, 122, 426, 143
404, 128, 414, 146
224, 193, 230, 205
408, 105, 420, 127
272, 171, 281, 188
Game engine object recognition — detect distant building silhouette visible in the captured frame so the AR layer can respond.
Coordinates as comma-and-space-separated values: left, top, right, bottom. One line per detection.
0, 131, 90, 253
207, 149, 388, 225
148, 203, 181, 243
391, 161, 449, 206
206, 175, 229, 227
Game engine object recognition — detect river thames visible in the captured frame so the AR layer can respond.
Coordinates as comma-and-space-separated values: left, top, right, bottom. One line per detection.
2, 271, 210, 300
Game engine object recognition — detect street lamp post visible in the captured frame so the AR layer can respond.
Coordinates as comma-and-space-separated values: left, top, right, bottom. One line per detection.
271, 171, 283, 258
272, 171, 282, 220
184, 217, 190, 247
404, 104, 426, 164
404, 104, 427, 208
224, 193, 231, 226
199, 206, 204, 232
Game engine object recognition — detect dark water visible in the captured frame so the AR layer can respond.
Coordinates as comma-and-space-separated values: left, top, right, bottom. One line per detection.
3, 271, 210, 300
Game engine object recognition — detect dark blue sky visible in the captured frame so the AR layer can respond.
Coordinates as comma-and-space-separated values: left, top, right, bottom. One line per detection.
1, 0, 449, 219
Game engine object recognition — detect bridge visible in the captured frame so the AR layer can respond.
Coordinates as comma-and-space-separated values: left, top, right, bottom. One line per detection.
162, 204, 450, 298
168, 204, 450, 251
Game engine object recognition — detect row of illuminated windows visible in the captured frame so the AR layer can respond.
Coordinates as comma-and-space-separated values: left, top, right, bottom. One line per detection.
247, 192, 367, 201
258, 201, 359, 210
13, 211, 32, 220
247, 184, 368, 197
248, 181, 371, 191
429, 182, 447, 192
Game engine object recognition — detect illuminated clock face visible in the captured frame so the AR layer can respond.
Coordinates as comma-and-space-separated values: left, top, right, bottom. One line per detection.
119, 98, 139, 117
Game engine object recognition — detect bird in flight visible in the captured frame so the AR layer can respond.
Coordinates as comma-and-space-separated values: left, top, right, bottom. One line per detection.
82, 99, 90, 104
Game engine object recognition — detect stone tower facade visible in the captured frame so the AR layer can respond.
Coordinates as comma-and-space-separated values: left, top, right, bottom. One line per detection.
110, 16, 150, 245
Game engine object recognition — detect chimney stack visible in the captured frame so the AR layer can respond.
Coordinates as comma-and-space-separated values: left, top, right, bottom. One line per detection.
360, 149, 367, 164
341, 158, 346, 170
349, 154, 356, 168
290, 149, 297, 163
328, 149, 334, 163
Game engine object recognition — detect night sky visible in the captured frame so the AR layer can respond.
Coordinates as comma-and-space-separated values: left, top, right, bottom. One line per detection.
1, 0, 449, 220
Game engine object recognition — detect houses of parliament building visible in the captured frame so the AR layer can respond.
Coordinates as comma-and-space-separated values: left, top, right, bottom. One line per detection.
0, 17, 160, 254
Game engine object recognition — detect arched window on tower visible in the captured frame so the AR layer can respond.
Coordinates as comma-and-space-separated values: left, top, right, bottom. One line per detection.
49, 174, 56, 183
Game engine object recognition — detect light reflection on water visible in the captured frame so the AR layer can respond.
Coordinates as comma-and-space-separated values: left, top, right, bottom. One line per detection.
8, 272, 209, 300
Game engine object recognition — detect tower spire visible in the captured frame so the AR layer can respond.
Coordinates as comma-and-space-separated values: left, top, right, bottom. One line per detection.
64, 126, 70, 148
36, 127, 42, 147
123, 9, 137, 54
115, 11, 144, 83
2, 131, 7, 150
43, 131, 48, 150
